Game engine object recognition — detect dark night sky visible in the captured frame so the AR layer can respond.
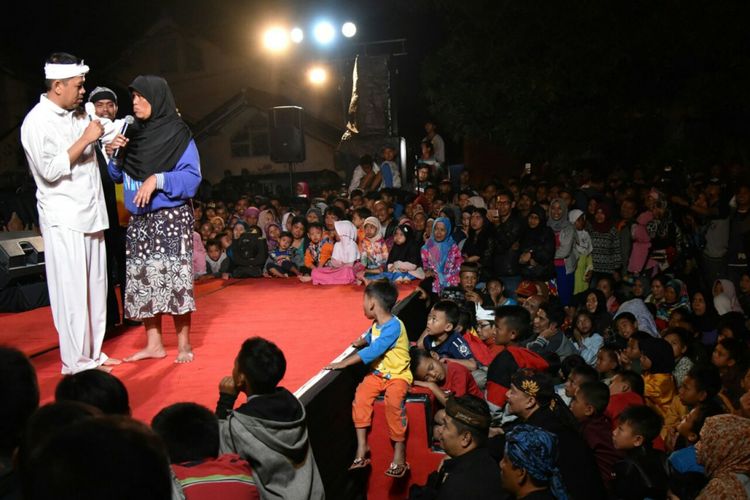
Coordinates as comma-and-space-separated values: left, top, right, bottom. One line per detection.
1, 0, 441, 141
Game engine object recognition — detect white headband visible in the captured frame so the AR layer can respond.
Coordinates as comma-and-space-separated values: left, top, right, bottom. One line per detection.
44, 61, 90, 80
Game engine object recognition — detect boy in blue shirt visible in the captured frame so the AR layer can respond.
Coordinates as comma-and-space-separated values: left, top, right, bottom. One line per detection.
325, 280, 412, 478
417, 300, 477, 372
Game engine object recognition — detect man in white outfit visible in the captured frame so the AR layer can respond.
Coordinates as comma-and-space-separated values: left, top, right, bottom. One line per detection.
20, 52, 120, 374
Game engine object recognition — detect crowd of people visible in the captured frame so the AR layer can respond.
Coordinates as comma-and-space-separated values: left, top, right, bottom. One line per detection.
5, 51, 750, 499
183, 153, 750, 499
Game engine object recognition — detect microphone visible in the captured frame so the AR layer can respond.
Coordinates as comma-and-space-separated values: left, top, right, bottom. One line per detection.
111, 115, 135, 160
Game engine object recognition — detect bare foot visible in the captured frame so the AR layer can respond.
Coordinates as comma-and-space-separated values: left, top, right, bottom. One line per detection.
175, 348, 194, 364
124, 347, 167, 362
95, 365, 113, 373
102, 358, 122, 366
299, 275, 312, 282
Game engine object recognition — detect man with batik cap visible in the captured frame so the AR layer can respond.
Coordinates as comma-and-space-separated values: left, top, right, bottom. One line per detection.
501, 424, 569, 500
20, 52, 120, 373
89, 85, 127, 331
409, 395, 507, 500
505, 370, 604, 500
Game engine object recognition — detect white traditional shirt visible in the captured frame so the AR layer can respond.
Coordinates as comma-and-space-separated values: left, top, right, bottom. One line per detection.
21, 95, 109, 233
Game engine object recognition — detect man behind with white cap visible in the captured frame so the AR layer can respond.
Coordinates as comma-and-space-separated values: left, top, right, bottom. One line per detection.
88, 86, 128, 331
20, 52, 120, 373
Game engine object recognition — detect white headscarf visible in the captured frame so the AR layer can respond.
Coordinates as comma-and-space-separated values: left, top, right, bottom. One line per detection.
332, 220, 360, 264
714, 279, 743, 315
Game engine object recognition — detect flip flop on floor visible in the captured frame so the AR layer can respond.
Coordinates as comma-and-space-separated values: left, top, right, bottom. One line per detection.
348, 457, 371, 471
384, 462, 409, 478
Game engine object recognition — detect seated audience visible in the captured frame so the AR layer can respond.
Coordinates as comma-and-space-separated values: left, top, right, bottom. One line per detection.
410, 348, 483, 406
216, 337, 324, 499
569, 381, 622, 487
205, 239, 231, 278
418, 300, 477, 372
695, 414, 750, 499
55, 369, 130, 415
0, 347, 40, 500
24, 416, 174, 500
605, 369, 647, 429
505, 370, 606, 499
500, 424, 568, 500
421, 217, 463, 295
611, 405, 669, 500
152, 402, 259, 499
325, 281, 411, 479
409, 396, 505, 500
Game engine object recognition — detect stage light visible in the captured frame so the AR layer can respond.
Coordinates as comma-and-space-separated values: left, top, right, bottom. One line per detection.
313, 21, 335, 45
341, 22, 357, 38
308, 66, 328, 85
290, 27, 304, 43
263, 27, 289, 52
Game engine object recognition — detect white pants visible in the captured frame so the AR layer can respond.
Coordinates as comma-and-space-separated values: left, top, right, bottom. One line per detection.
41, 224, 109, 374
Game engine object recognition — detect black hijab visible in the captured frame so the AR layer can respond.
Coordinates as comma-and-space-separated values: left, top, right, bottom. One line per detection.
638, 337, 675, 374
387, 224, 421, 266
122, 75, 192, 181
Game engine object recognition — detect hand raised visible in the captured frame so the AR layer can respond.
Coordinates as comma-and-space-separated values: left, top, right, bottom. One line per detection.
83, 119, 104, 143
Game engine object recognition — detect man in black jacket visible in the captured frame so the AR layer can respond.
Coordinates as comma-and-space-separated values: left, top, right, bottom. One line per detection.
505, 371, 606, 500
491, 191, 524, 298
409, 395, 508, 500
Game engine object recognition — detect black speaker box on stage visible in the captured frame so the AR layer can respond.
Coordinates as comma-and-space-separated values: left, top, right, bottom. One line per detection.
269, 106, 305, 163
0, 231, 49, 312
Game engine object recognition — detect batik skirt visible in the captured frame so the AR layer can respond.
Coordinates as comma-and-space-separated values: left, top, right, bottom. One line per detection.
124, 203, 196, 319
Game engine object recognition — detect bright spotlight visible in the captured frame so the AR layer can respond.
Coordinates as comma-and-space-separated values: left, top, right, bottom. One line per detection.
290, 27, 304, 43
342, 22, 357, 38
313, 21, 335, 45
308, 66, 328, 85
263, 27, 289, 52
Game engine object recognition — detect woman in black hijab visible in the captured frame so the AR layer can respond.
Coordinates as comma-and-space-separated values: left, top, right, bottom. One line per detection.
108, 75, 201, 364
518, 205, 555, 281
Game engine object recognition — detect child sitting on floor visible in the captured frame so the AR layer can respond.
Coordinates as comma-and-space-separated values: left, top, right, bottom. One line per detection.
152, 402, 259, 500
569, 381, 622, 488
410, 348, 483, 406
215, 337, 324, 499
605, 369, 646, 429
668, 399, 724, 479
638, 337, 687, 438
595, 345, 620, 385
301, 222, 333, 276
307, 220, 360, 285
357, 216, 389, 282
265, 231, 299, 277
662, 327, 694, 387
366, 224, 423, 284
611, 405, 669, 500
417, 300, 477, 373
420, 217, 463, 295
351, 207, 371, 250
205, 239, 230, 278
325, 281, 412, 479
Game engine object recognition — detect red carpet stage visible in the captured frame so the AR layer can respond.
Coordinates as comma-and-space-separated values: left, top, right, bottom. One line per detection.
1, 278, 381, 421
1, 278, 443, 498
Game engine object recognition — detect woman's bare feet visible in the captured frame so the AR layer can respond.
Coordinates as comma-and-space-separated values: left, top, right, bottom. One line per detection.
124, 347, 167, 362
175, 346, 194, 364
102, 358, 122, 366
299, 275, 312, 283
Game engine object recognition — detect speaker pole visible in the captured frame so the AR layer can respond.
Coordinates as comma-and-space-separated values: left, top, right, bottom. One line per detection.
289, 162, 294, 196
